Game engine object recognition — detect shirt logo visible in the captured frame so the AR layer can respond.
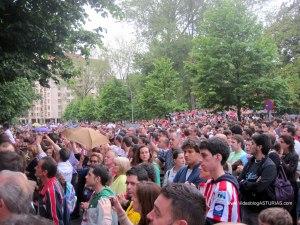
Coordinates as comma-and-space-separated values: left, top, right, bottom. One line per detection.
213, 203, 224, 217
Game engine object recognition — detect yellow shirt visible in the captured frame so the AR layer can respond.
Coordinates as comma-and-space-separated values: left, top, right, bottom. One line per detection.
126, 201, 141, 225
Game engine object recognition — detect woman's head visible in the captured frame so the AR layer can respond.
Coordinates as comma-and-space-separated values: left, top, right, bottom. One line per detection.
132, 181, 161, 225
137, 146, 152, 163
172, 149, 185, 168
279, 134, 294, 153
113, 157, 131, 176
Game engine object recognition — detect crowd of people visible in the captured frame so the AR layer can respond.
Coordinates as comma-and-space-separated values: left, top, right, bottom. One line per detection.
0, 110, 299, 225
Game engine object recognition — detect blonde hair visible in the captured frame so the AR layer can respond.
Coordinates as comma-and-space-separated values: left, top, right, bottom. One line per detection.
258, 207, 292, 225
114, 157, 130, 175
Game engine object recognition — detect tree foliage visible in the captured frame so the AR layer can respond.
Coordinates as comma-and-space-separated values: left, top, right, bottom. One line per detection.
0, 0, 119, 86
137, 58, 187, 119
97, 78, 131, 122
0, 78, 37, 123
187, 0, 292, 120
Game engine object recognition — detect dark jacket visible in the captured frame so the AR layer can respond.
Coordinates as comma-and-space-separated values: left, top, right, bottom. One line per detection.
282, 151, 299, 183
173, 163, 203, 186
238, 156, 277, 212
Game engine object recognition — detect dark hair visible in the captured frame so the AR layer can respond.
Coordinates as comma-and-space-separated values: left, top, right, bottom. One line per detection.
285, 125, 296, 136
126, 166, 149, 182
59, 148, 70, 162
0, 151, 25, 172
92, 164, 111, 186
230, 124, 243, 135
41, 156, 57, 178
132, 145, 152, 165
140, 136, 150, 146
161, 184, 206, 225
0, 133, 11, 144
243, 128, 253, 137
137, 163, 156, 183
3, 122, 10, 130
136, 182, 161, 225
181, 139, 200, 153
199, 137, 230, 165
280, 134, 295, 152
173, 149, 184, 160
123, 136, 133, 148
223, 129, 232, 136
115, 135, 123, 143
130, 135, 139, 145
252, 134, 271, 156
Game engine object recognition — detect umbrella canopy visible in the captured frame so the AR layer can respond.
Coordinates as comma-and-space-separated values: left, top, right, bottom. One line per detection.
62, 127, 109, 149
33, 127, 51, 133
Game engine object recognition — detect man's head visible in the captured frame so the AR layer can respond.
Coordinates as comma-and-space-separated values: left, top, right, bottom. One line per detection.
0, 134, 14, 152
0, 170, 36, 221
35, 156, 57, 180
282, 125, 296, 137
147, 183, 206, 225
126, 166, 148, 198
104, 150, 117, 168
85, 164, 110, 190
157, 136, 169, 149
169, 132, 181, 149
181, 139, 200, 168
199, 137, 230, 173
251, 134, 270, 156
58, 148, 70, 162
88, 153, 103, 168
1, 214, 52, 225
0, 151, 25, 172
230, 134, 244, 152
258, 207, 292, 225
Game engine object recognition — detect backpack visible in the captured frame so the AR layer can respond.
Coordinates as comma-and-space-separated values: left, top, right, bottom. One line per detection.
273, 163, 294, 211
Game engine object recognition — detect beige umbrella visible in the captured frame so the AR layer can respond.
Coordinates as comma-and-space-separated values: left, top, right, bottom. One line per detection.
62, 127, 109, 149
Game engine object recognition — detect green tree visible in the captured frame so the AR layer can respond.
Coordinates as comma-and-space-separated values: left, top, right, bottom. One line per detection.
0, 78, 37, 122
266, 0, 300, 112
138, 58, 187, 119
0, 0, 119, 85
63, 96, 98, 121
187, 0, 291, 120
97, 78, 131, 122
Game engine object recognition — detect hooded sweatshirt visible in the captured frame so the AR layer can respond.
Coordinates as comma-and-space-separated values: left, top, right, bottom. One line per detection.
202, 173, 240, 225
81, 186, 118, 225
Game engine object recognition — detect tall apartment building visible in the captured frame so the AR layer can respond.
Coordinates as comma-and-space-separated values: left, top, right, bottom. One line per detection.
20, 79, 74, 124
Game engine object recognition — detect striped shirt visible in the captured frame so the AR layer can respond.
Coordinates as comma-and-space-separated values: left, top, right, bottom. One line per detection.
201, 178, 240, 223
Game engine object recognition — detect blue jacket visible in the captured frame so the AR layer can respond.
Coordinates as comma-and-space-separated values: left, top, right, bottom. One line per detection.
173, 163, 203, 186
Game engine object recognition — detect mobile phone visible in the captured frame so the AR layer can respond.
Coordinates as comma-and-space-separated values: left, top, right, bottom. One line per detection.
109, 197, 114, 206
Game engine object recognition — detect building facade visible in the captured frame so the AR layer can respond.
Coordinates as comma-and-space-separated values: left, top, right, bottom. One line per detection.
20, 79, 74, 124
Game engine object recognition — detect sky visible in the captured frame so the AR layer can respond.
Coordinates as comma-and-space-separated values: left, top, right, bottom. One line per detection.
83, 0, 289, 50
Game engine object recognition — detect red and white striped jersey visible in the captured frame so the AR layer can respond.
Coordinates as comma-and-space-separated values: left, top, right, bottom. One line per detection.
200, 179, 240, 223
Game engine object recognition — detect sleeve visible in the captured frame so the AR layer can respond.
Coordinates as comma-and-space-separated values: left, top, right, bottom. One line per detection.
173, 167, 183, 183
282, 154, 299, 178
46, 189, 60, 225
163, 170, 170, 187
153, 163, 161, 186
243, 164, 277, 192
157, 149, 166, 162
118, 211, 134, 225
206, 182, 239, 223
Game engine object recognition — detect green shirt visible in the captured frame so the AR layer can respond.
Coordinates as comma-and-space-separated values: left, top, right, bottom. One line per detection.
227, 150, 247, 165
